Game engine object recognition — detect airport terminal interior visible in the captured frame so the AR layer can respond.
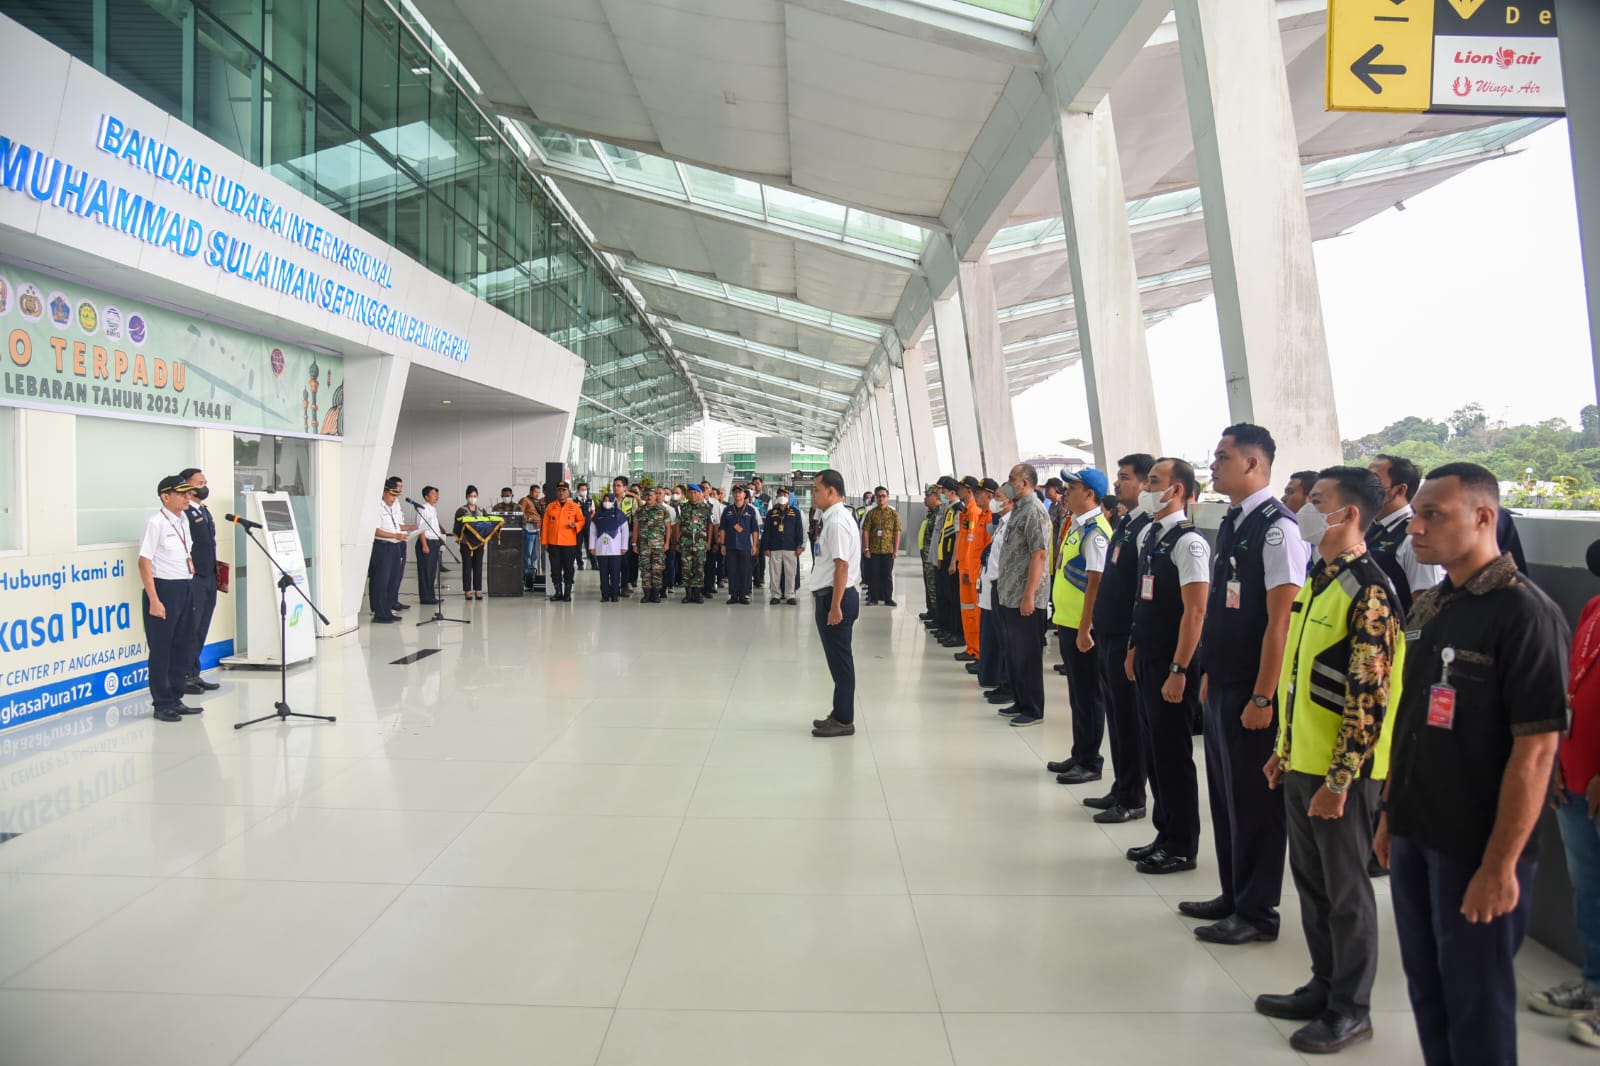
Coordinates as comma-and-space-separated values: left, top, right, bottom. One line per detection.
2, 0, 1599, 1063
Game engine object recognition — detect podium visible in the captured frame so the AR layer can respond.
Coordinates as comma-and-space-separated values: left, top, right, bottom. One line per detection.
487, 526, 525, 597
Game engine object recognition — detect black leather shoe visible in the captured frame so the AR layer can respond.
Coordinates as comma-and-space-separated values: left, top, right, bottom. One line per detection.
1136, 849, 1196, 875
371, 615, 399, 624
964, 663, 980, 674
394, 604, 410, 612
1177, 896, 1232, 921
1082, 793, 1117, 810
812, 717, 856, 738
1053, 663, 1070, 675
786, 598, 797, 605
1194, 915, 1277, 945
187, 676, 221, 691
152, 708, 183, 723
1056, 766, 1102, 785
884, 599, 896, 607
1126, 840, 1161, 862
174, 704, 203, 715
1290, 1013, 1373, 1054
996, 706, 1021, 717
1254, 984, 1330, 1021
1045, 759, 1077, 775
1093, 805, 1146, 824
184, 680, 207, 695
953, 652, 975, 662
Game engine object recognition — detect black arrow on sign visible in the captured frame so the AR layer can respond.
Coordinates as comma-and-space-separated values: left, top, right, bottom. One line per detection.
1352, 44, 1407, 94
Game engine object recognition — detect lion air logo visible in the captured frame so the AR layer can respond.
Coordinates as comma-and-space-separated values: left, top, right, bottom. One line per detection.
1452, 76, 1473, 97
1494, 47, 1516, 69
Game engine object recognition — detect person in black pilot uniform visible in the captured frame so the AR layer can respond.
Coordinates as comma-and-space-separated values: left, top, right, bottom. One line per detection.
1183, 423, 1309, 945
178, 466, 221, 695
1123, 458, 1210, 875
138, 475, 203, 722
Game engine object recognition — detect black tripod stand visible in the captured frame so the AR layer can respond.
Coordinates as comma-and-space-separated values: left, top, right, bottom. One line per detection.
234, 525, 336, 730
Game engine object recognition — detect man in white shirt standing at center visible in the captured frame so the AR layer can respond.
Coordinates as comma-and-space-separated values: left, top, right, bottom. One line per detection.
138, 474, 202, 723
809, 469, 862, 738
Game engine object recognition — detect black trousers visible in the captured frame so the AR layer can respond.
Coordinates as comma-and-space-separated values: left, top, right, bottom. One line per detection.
813, 587, 859, 724
598, 555, 622, 600
625, 548, 639, 589
548, 544, 577, 595
864, 553, 894, 602
753, 547, 765, 587
1203, 678, 1287, 933
1133, 657, 1201, 859
996, 605, 1047, 719
726, 548, 753, 598
187, 572, 217, 677
703, 549, 720, 595
143, 577, 194, 711
1058, 626, 1104, 772
369, 541, 401, 617
460, 545, 485, 593
1098, 632, 1145, 810
938, 567, 960, 636
417, 539, 442, 602
1285, 772, 1380, 1017
390, 539, 407, 609
1390, 836, 1536, 1066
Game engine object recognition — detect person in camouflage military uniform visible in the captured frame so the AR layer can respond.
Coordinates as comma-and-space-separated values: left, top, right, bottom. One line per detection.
633, 486, 671, 603
677, 482, 713, 604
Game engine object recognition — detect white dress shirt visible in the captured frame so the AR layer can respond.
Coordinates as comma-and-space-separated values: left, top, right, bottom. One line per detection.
1374, 505, 1444, 594
1074, 506, 1111, 574
374, 497, 406, 543
138, 509, 193, 580
414, 500, 444, 540
1138, 509, 1212, 586
808, 501, 862, 593
1231, 485, 1308, 589
979, 511, 1009, 611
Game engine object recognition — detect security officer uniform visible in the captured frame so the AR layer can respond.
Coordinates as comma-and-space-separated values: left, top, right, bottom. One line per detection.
183, 486, 220, 691
1049, 496, 1113, 777
678, 492, 713, 603
635, 500, 671, 602
1199, 487, 1306, 937
414, 494, 445, 604
371, 483, 408, 620
1088, 503, 1152, 816
917, 488, 939, 621
935, 480, 964, 645
1128, 508, 1209, 871
139, 475, 200, 721
1365, 505, 1441, 615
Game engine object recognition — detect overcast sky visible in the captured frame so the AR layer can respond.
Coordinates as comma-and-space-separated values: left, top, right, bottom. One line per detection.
1008, 119, 1594, 467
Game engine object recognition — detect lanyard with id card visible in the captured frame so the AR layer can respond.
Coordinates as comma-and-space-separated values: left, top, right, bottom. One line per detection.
1224, 555, 1241, 609
1427, 647, 1457, 729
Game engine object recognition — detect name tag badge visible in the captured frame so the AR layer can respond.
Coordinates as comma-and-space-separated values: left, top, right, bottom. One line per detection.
1140, 573, 1154, 601
1405, 630, 1421, 643
1225, 580, 1242, 610
1427, 684, 1456, 729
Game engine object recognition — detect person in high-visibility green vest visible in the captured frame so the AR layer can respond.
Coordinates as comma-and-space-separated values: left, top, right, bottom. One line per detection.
1046, 468, 1114, 784
1259, 466, 1404, 1056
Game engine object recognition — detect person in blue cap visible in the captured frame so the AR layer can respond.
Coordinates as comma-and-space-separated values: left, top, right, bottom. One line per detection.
1045, 468, 1114, 783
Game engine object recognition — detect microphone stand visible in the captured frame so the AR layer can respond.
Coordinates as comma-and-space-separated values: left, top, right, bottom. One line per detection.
233, 522, 336, 730
411, 501, 469, 628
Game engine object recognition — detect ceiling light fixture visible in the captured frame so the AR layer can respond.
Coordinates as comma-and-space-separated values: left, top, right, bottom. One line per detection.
410, 66, 430, 76
442, 399, 453, 404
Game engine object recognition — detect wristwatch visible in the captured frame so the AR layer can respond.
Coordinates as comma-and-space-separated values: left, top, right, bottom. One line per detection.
1168, 662, 1186, 675
1250, 694, 1273, 708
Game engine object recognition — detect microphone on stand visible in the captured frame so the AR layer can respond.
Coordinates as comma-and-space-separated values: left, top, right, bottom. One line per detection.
224, 513, 263, 530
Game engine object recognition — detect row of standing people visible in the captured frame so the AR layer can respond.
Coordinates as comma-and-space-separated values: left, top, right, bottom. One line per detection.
916, 428, 1572, 1062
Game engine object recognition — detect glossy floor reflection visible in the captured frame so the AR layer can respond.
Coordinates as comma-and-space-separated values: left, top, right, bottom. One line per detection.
0, 560, 1586, 1064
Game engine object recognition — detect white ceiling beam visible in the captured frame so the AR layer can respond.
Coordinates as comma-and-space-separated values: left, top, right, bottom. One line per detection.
787, 0, 1045, 69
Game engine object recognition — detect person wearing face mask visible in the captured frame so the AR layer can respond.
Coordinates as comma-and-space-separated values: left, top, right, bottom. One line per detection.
541, 481, 586, 602
588, 492, 629, 602
750, 476, 771, 591
955, 477, 991, 662
494, 487, 518, 514
455, 485, 491, 600
663, 487, 683, 594
1257, 466, 1403, 1054
574, 482, 594, 571
678, 483, 713, 604
1124, 458, 1210, 875
928, 477, 961, 644
1365, 454, 1443, 614
860, 486, 904, 607
976, 481, 1013, 703
764, 487, 805, 604
612, 477, 638, 595
993, 465, 1051, 728
519, 484, 545, 592
177, 467, 222, 694
703, 481, 726, 598
1044, 468, 1114, 783
1184, 423, 1309, 947
633, 486, 672, 604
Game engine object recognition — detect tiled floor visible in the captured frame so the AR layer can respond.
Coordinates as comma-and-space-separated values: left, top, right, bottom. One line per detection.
0, 560, 1587, 1064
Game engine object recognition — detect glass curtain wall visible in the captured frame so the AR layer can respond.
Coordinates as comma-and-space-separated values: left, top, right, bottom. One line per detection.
0, 0, 698, 450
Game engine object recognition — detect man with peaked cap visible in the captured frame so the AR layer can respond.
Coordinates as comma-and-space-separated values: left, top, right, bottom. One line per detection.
917, 485, 942, 624
954, 476, 989, 663
1046, 467, 1114, 784
932, 477, 963, 646
137, 475, 202, 722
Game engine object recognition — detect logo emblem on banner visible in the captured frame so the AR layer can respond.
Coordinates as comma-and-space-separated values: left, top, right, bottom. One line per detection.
104, 306, 123, 339
19, 284, 44, 321
127, 313, 146, 343
49, 292, 70, 326
270, 348, 285, 377
0, 276, 10, 315
77, 301, 98, 333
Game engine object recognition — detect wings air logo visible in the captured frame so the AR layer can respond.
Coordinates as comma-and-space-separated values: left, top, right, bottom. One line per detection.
1453, 77, 1473, 97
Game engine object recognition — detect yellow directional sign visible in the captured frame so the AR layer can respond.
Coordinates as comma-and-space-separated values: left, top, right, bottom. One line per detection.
1328, 0, 1436, 113
1327, 0, 1565, 116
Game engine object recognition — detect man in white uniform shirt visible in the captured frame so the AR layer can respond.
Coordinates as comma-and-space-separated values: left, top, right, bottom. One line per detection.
809, 469, 862, 738
138, 474, 202, 722
414, 485, 445, 605
370, 476, 413, 623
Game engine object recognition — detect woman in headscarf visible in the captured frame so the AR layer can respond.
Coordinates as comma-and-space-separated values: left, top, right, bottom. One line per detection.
589, 491, 630, 602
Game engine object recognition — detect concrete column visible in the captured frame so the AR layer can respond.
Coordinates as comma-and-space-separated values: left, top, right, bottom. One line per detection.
1048, 93, 1163, 470
1175, 0, 1342, 477
337, 352, 410, 632
1559, 0, 1600, 405
874, 382, 909, 498
957, 253, 1022, 477
847, 419, 871, 497
931, 293, 985, 476
898, 345, 941, 484
864, 395, 888, 491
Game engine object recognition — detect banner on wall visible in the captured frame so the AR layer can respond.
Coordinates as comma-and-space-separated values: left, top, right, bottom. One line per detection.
0, 259, 344, 438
